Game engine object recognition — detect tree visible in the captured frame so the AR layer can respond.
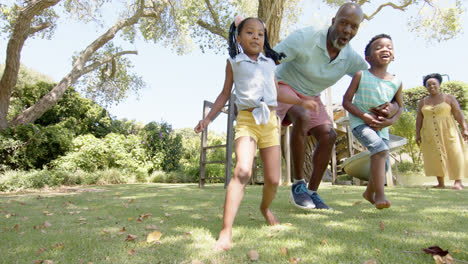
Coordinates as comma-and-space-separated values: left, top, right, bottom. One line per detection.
2, 0, 464, 133
0, 0, 179, 130
322, 0, 464, 43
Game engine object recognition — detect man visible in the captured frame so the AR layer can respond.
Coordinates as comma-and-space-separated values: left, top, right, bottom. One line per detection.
274, 3, 369, 209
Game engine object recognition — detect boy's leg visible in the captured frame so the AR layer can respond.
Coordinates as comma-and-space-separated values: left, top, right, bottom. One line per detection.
259, 145, 281, 225
371, 150, 391, 209
214, 136, 257, 251
434, 177, 445, 188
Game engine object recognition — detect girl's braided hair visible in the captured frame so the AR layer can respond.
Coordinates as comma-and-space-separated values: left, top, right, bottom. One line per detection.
228, 17, 285, 62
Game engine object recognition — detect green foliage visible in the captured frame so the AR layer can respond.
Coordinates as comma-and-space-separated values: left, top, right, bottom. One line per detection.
393, 160, 423, 173
390, 111, 420, 165
176, 128, 227, 183
403, 80, 468, 114
0, 123, 74, 170
52, 133, 151, 175
141, 121, 183, 172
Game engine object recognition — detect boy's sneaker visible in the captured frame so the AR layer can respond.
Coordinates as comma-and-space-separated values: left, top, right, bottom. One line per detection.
309, 192, 332, 210
290, 181, 315, 210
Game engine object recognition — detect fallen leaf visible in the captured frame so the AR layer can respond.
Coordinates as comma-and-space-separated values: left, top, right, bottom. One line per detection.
363, 260, 376, 264
128, 249, 136, 255
191, 260, 204, 264
147, 231, 162, 243
247, 250, 259, 261
352, 201, 362, 206
43, 221, 51, 228
379, 221, 384, 232
284, 223, 293, 226
141, 213, 152, 219
423, 246, 449, 257
36, 248, 48, 255
289, 257, 301, 263
33, 260, 43, 264
78, 217, 87, 221
51, 243, 64, 250
13, 224, 19, 232
125, 234, 138, 241
433, 255, 444, 264
375, 248, 381, 256
321, 236, 327, 245
127, 217, 134, 221
102, 230, 110, 234
129, 199, 135, 204
280, 247, 288, 256
145, 225, 158, 230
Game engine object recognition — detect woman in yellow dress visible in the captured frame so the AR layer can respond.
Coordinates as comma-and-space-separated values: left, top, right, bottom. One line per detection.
416, 73, 468, 190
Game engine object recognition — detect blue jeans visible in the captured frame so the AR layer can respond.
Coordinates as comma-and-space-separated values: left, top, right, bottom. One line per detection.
352, 124, 390, 172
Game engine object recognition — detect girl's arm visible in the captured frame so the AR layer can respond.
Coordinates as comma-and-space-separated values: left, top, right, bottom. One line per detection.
194, 60, 234, 133
415, 98, 425, 146
448, 94, 468, 141
342, 71, 377, 126
276, 76, 318, 112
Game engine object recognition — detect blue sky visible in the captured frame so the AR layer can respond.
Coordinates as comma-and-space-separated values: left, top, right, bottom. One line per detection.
1, 1, 467, 133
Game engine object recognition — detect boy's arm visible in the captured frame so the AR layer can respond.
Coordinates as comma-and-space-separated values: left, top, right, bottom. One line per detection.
194, 60, 233, 133
374, 84, 404, 129
342, 71, 378, 126
276, 76, 318, 112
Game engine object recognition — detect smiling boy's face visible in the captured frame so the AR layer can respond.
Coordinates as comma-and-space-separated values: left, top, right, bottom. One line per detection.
365, 37, 394, 66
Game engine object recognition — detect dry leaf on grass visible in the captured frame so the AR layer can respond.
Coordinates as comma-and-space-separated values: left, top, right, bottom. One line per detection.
125, 234, 138, 241
353, 201, 362, 206
289, 257, 301, 263
51, 243, 64, 250
321, 236, 327, 245
280, 247, 288, 256
379, 221, 384, 232
128, 249, 135, 255
145, 225, 158, 230
147, 231, 162, 243
363, 260, 376, 264
247, 249, 259, 261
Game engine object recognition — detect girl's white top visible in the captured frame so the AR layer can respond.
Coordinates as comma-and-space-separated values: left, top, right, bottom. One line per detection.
228, 53, 277, 125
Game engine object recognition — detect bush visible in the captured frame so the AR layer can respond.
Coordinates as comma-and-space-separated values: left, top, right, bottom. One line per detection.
150, 170, 197, 183
393, 161, 423, 173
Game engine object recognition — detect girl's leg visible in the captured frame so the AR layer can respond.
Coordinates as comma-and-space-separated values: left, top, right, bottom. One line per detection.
452, 180, 463, 190
370, 150, 391, 209
433, 177, 445, 188
259, 145, 281, 226
214, 136, 257, 251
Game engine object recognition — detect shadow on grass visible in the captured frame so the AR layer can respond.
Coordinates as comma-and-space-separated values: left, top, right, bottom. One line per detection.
0, 183, 467, 263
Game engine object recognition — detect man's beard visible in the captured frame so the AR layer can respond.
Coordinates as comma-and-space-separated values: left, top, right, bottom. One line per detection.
332, 38, 346, 50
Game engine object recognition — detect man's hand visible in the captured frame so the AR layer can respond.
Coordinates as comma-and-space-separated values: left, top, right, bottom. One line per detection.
370, 102, 398, 118
301, 99, 319, 113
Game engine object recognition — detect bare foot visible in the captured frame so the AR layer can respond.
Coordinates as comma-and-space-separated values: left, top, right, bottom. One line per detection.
260, 207, 280, 226
362, 191, 375, 204
212, 230, 231, 251
451, 185, 463, 190
432, 185, 445, 189
375, 200, 391, 209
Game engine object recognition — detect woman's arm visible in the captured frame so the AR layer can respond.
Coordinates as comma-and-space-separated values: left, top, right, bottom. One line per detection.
415, 98, 425, 146
448, 94, 468, 141
194, 60, 234, 133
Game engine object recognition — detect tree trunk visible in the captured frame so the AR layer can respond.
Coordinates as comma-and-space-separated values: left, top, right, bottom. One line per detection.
0, 0, 60, 130
258, 0, 285, 46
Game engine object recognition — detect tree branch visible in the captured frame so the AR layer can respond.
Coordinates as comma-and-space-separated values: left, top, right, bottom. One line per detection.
363, 1, 414, 20
204, 0, 220, 29
196, 19, 227, 40
29, 22, 51, 34
81, 50, 138, 75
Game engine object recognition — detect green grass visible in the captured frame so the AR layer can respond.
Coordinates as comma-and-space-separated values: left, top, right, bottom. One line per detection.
0, 183, 467, 264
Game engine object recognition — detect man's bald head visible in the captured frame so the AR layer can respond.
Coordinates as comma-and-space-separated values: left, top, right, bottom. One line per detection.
336, 2, 364, 22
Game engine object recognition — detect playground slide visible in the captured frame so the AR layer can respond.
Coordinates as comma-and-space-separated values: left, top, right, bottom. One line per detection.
342, 134, 407, 181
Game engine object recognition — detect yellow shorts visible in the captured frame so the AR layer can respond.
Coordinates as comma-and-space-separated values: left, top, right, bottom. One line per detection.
235, 110, 280, 149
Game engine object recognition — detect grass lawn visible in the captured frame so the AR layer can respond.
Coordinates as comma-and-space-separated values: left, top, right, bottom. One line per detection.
0, 183, 467, 264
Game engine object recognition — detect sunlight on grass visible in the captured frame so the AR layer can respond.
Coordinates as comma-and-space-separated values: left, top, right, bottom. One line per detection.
0, 183, 466, 263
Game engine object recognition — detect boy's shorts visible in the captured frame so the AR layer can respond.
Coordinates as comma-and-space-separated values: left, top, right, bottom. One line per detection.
352, 124, 389, 156
276, 81, 332, 135
235, 110, 280, 149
